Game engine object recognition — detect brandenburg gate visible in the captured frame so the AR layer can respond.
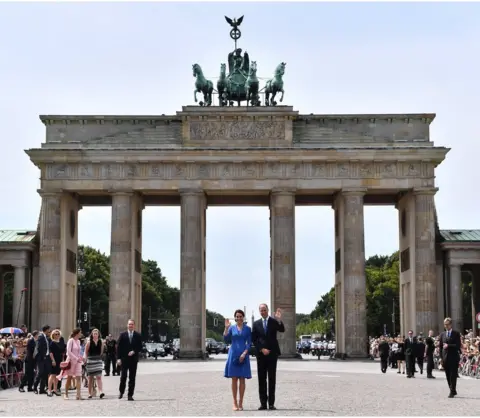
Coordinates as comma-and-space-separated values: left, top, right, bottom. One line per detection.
24, 17, 449, 358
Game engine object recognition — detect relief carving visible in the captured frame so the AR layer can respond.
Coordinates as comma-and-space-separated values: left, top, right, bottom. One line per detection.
337, 163, 350, 177
150, 165, 164, 177
79, 165, 92, 178
381, 163, 396, 177
172, 164, 186, 178
44, 161, 431, 182
55, 165, 67, 177
311, 163, 326, 177
265, 162, 283, 177
220, 163, 234, 178
286, 162, 302, 177
189, 121, 285, 141
102, 164, 114, 178
241, 163, 257, 178
198, 164, 210, 179
359, 163, 373, 177
406, 163, 419, 176
125, 165, 136, 178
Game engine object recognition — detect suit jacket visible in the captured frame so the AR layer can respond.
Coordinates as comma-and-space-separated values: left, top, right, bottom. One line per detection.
35, 333, 49, 360
439, 329, 461, 365
416, 342, 426, 358
378, 341, 390, 357
425, 336, 436, 355
26, 337, 36, 362
251, 316, 285, 356
117, 331, 142, 361
404, 336, 417, 357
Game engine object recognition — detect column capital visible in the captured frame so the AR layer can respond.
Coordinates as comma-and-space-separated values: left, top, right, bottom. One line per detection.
179, 188, 205, 197
341, 188, 367, 196
12, 264, 27, 269
448, 261, 463, 268
413, 187, 438, 196
37, 189, 63, 198
109, 189, 135, 196
271, 187, 296, 196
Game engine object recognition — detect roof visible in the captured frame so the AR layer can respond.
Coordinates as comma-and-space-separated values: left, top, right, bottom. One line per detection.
440, 230, 480, 242
0, 230, 37, 244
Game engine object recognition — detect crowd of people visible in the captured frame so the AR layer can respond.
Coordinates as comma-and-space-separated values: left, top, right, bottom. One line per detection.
0, 323, 135, 400
369, 318, 465, 397
369, 328, 480, 376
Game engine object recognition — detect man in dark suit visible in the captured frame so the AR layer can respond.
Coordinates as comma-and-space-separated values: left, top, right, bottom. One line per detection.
251, 303, 285, 411
404, 330, 417, 378
33, 325, 51, 394
416, 337, 426, 374
425, 330, 436, 379
378, 336, 390, 373
117, 319, 143, 401
439, 317, 461, 398
104, 334, 117, 376
19, 331, 38, 393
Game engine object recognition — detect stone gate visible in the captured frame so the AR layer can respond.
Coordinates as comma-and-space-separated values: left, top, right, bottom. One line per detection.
25, 105, 449, 358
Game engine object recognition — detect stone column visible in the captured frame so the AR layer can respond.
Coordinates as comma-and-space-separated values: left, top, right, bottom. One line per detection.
414, 188, 439, 334
179, 190, 206, 359
0, 268, 4, 326
471, 266, 480, 337
109, 192, 134, 339
449, 263, 463, 332
13, 266, 27, 327
270, 188, 298, 358
342, 189, 367, 358
38, 192, 62, 328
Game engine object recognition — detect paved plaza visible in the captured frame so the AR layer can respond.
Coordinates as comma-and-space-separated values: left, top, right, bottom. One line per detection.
1, 355, 479, 416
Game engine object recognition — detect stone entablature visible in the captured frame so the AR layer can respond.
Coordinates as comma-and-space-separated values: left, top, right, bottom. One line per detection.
38, 107, 436, 149
30, 157, 442, 193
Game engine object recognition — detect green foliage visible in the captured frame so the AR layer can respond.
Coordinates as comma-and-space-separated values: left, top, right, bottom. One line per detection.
298, 252, 401, 338
75, 246, 224, 340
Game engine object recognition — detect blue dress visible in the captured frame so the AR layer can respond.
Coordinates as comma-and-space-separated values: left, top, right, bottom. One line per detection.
224, 325, 252, 379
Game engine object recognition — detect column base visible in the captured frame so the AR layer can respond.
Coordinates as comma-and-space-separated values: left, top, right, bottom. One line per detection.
178, 351, 209, 360
338, 352, 371, 360
278, 353, 303, 360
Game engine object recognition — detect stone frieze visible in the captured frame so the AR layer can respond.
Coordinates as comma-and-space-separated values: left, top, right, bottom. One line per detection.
189, 121, 285, 141
44, 161, 435, 181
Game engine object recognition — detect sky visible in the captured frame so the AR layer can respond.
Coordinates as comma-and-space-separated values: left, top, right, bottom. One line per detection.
1, 2, 479, 320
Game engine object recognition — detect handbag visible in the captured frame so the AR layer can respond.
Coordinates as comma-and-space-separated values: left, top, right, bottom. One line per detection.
60, 355, 70, 370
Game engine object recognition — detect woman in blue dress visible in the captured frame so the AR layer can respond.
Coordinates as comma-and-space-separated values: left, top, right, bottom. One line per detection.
223, 309, 252, 411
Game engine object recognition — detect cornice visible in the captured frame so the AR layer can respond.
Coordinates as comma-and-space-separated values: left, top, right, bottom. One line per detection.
38, 112, 436, 126
25, 147, 449, 165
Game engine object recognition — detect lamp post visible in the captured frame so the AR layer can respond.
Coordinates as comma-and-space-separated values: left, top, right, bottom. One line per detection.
77, 248, 86, 329
15, 288, 28, 327
330, 318, 334, 338
323, 319, 327, 337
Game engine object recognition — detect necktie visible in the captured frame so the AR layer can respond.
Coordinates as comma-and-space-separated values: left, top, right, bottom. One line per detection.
447, 331, 450, 338
129, 332, 132, 343
263, 319, 267, 333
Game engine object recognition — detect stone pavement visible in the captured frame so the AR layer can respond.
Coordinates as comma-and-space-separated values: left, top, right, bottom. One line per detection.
1, 355, 479, 416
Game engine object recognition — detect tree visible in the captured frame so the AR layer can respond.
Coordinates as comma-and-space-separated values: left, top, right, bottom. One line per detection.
310, 288, 335, 320
70, 246, 226, 341
298, 252, 401, 338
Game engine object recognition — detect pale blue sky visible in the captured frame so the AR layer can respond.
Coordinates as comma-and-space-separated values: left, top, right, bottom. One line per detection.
1, 2, 479, 319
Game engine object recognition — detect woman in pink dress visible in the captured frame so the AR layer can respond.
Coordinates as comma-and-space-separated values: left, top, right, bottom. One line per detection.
63, 328, 84, 400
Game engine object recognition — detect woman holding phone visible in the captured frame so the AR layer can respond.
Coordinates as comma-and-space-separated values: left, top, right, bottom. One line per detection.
223, 309, 252, 411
